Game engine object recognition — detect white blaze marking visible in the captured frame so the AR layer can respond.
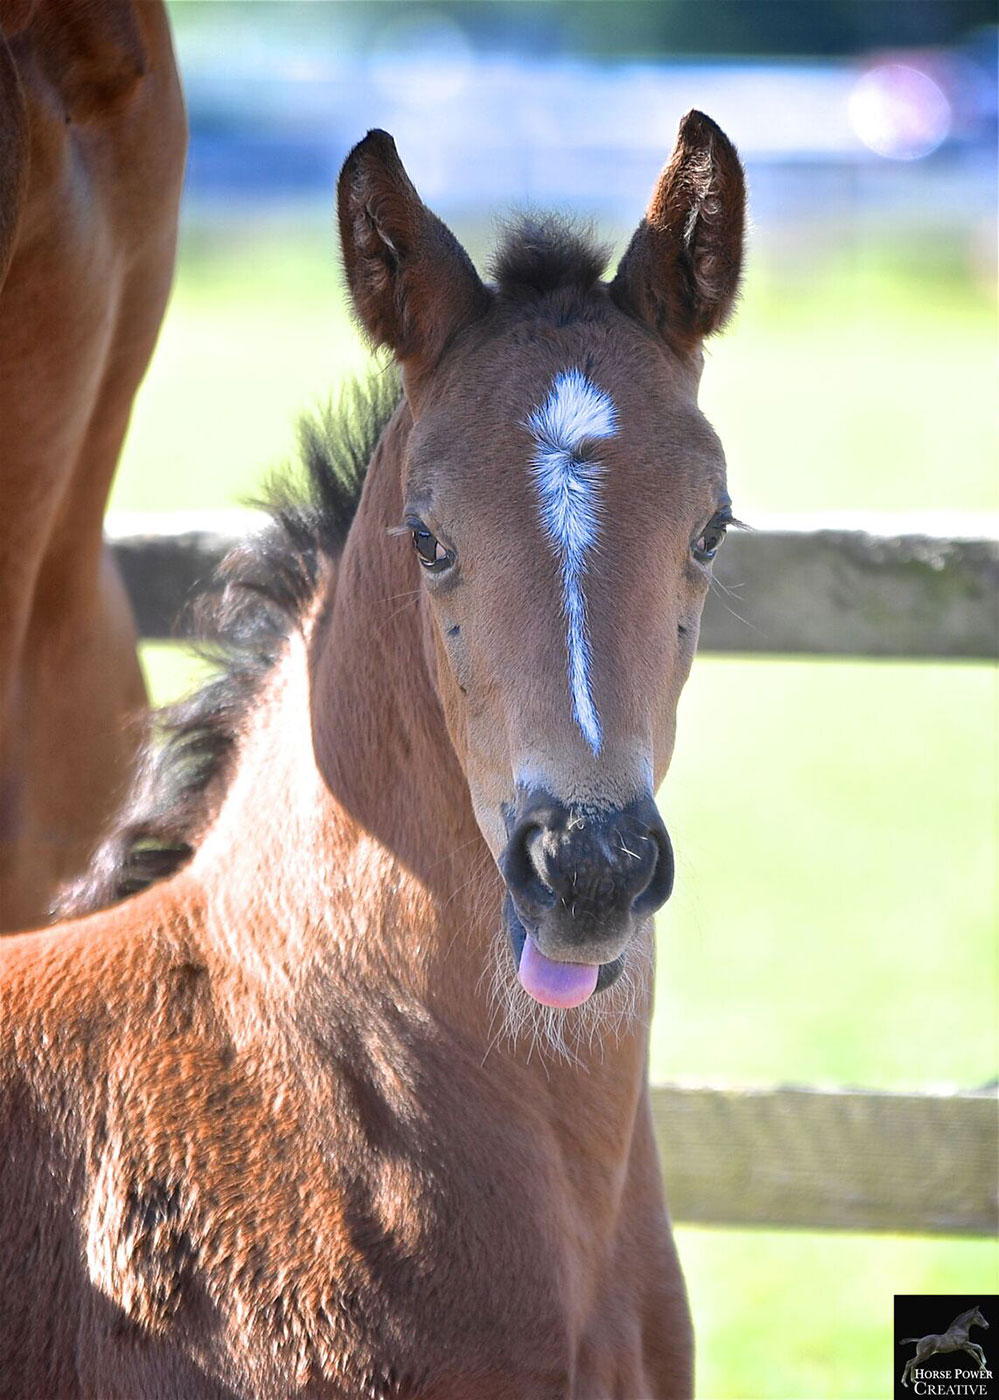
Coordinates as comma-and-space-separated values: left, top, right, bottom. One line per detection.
526, 368, 617, 755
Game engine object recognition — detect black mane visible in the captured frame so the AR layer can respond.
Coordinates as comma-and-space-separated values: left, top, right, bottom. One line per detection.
56, 372, 402, 920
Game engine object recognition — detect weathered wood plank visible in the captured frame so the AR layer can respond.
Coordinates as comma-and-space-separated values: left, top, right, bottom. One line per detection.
107, 512, 999, 658
651, 1085, 999, 1235
108, 510, 256, 642
705, 519, 999, 659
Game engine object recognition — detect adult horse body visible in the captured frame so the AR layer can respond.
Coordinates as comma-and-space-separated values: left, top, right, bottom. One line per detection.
0, 116, 745, 1397
0, 0, 185, 931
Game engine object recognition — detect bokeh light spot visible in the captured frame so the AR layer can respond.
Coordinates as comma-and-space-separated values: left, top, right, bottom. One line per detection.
849, 63, 951, 161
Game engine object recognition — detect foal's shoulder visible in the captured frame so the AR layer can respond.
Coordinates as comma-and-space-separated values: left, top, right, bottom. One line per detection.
0, 886, 211, 1087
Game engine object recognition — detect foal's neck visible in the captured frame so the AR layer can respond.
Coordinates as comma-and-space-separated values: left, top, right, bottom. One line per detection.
195, 403, 650, 1086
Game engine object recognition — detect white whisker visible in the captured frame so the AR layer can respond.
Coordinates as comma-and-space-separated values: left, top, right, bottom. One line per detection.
708, 574, 761, 635
480, 919, 653, 1070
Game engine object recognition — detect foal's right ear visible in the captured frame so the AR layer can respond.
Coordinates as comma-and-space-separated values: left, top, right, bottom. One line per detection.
610, 111, 746, 356
337, 130, 489, 387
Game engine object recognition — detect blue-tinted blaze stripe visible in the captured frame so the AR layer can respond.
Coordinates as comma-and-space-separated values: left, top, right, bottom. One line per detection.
526, 369, 617, 755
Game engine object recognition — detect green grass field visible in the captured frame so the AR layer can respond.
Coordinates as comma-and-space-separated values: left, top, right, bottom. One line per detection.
110, 218, 998, 518
129, 218, 998, 1399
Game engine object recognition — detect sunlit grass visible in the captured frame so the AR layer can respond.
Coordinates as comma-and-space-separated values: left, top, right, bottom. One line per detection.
654, 657, 997, 1090
112, 219, 998, 517
682, 1228, 999, 1400
113, 223, 374, 514
703, 279, 997, 518
139, 642, 212, 703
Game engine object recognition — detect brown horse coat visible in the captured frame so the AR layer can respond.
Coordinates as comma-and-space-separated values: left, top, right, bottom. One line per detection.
0, 0, 185, 931
0, 115, 745, 1397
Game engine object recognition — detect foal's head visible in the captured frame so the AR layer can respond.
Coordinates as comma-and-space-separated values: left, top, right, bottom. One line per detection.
338, 113, 744, 1012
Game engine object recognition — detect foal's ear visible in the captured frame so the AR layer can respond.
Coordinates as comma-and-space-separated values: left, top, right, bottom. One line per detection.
337, 130, 489, 383
610, 111, 745, 354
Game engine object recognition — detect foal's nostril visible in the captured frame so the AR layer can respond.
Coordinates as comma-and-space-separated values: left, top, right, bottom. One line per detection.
501, 817, 558, 917
501, 791, 674, 929
630, 812, 674, 917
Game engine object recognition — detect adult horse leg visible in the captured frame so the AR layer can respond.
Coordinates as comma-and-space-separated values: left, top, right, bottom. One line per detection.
0, 0, 186, 930
5, 546, 148, 927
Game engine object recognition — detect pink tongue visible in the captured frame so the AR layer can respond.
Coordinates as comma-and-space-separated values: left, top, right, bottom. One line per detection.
518, 936, 600, 1009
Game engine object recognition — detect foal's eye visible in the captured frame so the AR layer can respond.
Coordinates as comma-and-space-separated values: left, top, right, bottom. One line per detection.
692, 514, 730, 564
409, 520, 452, 573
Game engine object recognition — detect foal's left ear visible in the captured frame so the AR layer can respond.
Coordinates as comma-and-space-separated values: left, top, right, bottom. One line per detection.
337, 130, 489, 388
610, 111, 745, 355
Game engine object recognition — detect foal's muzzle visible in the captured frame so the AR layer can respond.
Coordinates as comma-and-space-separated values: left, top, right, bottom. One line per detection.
499, 789, 673, 994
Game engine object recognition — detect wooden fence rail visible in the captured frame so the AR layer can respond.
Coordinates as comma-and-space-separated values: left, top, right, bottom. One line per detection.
107, 511, 999, 1236
108, 511, 999, 658
651, 1086, 998, 1236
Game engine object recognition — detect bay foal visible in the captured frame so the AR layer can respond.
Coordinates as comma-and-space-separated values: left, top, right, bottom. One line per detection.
1, 114, 745, 1397
0, 0, 185, 930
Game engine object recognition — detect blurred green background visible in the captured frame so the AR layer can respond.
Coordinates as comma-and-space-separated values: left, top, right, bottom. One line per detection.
119, 4, 998, 1396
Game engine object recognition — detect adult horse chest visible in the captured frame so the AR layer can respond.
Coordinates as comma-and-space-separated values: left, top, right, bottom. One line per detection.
0, 113, 745, 1398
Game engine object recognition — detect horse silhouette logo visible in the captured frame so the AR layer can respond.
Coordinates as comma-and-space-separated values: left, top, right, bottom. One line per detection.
900, 1305, 990, 1389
